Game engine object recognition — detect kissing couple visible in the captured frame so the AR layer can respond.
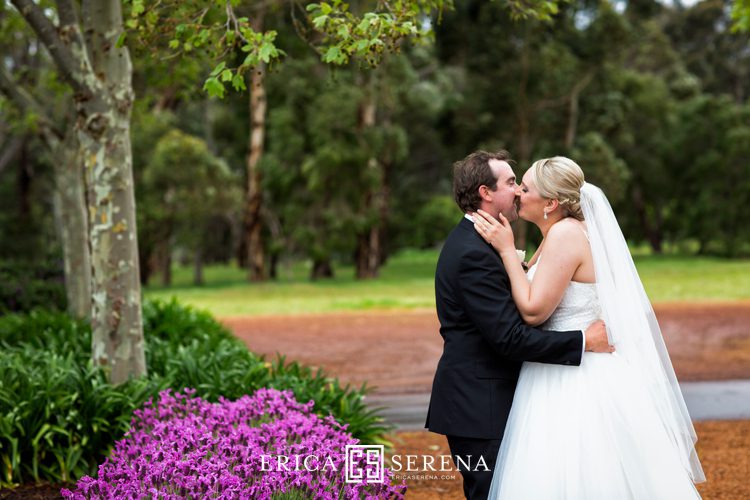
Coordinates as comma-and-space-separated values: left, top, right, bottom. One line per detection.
425, 151, 705, 499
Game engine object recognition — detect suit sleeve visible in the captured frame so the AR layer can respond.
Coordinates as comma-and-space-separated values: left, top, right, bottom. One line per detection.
458, 247, 583, 366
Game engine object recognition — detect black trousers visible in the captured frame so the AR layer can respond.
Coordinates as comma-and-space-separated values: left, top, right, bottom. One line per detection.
447, 435, 502, 500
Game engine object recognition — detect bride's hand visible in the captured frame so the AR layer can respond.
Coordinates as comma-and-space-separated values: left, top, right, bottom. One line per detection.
473, 209, 516, 256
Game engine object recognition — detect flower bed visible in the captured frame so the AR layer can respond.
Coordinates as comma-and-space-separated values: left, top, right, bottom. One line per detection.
0, 302, 389, 488
61, 388, 406, 499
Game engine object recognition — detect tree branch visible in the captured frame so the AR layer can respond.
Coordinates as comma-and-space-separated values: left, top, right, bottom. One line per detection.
56, 0, 80, 27
10, 0, 89, 96
81, 0, 133, 83
0, 64, 63, 141
0, 135, 26, 175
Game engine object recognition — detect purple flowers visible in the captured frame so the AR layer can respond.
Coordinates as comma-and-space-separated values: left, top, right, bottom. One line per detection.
61, 388, 406, 499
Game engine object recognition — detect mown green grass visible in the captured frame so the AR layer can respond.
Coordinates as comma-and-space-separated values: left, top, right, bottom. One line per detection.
635, 254, 750, 303
143, 249, 750, 317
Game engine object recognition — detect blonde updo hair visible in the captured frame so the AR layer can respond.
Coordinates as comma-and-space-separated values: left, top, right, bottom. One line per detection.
528, 156, 585, 221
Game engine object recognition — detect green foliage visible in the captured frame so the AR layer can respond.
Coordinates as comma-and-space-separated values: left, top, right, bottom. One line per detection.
123, 0, 570, 99
666, 0, 749, 99
0, 340, 153, 486
668, 94, 750, 255
138, 127, 241, 270
5, 0, 750, 295
731, 0, 750, 32
306, 0, 434, 66
0, 257, 66, 314
144, 129, 239, 223
410, 195, 464, 248
571, 132, 629, 203
0, 301, 390, 487
123, 0, 436, 99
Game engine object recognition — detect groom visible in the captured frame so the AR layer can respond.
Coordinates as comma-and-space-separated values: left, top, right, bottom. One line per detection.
425, 150, 611, 499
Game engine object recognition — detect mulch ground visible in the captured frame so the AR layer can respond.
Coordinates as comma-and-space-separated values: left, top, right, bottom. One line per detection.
223, 301, 750, 394
0, 484, 63, 499
387, 421, 750, 499
3, 422, 746, 499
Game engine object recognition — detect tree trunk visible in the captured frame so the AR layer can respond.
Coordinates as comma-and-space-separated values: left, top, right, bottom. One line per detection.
243, 63, 267, 282
631, 185, 662, 254
9, 0, 145, 382
266, 209, 283, 280
193, 245, 204, 286
355, 232, 372, 279
310, 258, 334, 280
355, 78, 385, 280
0, 135, 24, 176
17, 141, 32, 220
516, 34, 532, 167
52, 128, 91, 319
242, 12, 268, 282
514, 38, 532, 252
0, 71, 91, 319
79, 0, 146, 383
159, 236, 172, 286
564, 71, 594, 150
269, 252, 279, 280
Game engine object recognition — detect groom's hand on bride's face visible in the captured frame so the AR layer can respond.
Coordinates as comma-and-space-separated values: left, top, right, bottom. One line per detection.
584, 320, 615, 353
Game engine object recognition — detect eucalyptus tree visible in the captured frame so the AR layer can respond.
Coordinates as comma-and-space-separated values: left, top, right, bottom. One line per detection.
141, 129, 241, 286
263, 53, 420, 279
666, 0, 750, 103
0, 7, 90, 319
124, 0, 570, 280
6, 0, 144, 383
433, 0, 631, 248
668, 94, 750, 256
123, 0, 444, 281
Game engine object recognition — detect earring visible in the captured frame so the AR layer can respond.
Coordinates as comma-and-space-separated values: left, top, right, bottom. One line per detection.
543, 211, 548, 220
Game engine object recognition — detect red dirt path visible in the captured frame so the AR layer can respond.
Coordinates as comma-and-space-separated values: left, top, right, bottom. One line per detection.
386, 420, 750, 500
222, 301, 750, 395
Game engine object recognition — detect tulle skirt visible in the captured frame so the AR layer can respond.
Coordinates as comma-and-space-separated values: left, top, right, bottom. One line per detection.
488, 352, 701, 499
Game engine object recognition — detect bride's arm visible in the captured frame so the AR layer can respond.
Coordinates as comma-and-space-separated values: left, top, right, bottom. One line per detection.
473, 210, 583, 326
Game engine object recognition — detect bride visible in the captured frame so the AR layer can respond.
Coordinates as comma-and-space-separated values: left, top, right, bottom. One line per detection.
471, 156, 705, 499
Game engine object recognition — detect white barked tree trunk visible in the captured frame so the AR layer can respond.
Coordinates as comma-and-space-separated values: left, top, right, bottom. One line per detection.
11, 0, 146, 383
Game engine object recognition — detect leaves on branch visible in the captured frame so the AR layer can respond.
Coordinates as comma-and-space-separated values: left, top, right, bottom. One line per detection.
121, 0, 568, 98
732, 0, 750, 33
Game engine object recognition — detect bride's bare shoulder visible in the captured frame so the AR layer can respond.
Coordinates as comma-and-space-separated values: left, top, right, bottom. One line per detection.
546, 218, 588, 247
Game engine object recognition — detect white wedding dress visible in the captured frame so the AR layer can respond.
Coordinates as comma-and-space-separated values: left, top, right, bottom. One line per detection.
487, 256, 702, 499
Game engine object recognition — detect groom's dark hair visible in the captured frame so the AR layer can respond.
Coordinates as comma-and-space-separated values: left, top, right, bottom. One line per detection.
453, 150, 512, 212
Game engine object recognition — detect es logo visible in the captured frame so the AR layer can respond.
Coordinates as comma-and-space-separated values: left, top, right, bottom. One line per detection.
345, 444, 384, 484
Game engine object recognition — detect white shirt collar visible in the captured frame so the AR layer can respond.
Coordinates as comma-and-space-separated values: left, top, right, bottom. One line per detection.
464, 213, 475, 223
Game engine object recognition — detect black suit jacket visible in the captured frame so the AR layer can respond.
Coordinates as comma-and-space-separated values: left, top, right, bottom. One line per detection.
425, 217, 583, 439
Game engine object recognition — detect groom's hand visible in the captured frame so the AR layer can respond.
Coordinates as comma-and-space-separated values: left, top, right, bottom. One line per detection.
584, 320, 615, 353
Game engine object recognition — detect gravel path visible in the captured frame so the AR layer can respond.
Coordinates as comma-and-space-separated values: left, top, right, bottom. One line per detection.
223, 301, 750, 393
368, 379, 750, 430
223, 302, 750, 426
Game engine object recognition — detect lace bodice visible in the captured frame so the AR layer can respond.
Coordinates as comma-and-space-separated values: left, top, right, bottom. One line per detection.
527, 261, 602, 331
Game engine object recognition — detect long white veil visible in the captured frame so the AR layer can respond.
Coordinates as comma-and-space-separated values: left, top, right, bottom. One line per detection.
581, 182, 705, 483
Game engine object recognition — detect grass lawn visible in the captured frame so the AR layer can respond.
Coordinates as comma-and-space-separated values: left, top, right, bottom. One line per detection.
143, 249, 750, 317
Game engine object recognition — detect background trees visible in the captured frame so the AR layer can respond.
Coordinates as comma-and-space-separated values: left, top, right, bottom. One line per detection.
2, 0, 749, 322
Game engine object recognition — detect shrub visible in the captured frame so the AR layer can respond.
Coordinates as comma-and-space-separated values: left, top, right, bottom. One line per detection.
61, 389, 406, 499
413, 195, 463, 248
0, 345, 154, 485
0, 257, 66, 314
